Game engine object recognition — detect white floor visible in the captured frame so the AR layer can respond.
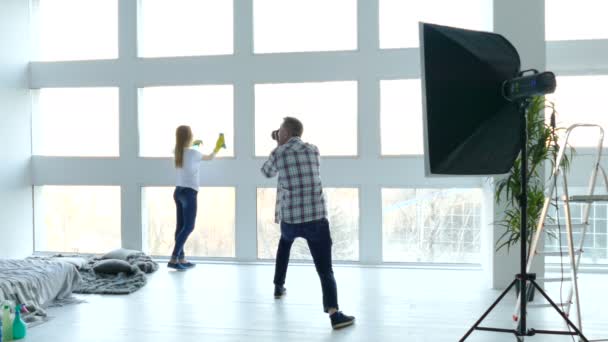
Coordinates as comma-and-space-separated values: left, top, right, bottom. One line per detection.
27, 263, 608, 342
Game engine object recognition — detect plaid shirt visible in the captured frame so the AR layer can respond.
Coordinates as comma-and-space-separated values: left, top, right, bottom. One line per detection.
261, 137, 327, 224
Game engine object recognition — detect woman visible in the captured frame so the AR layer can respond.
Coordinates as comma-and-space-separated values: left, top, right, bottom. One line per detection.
169, 125, 222, 270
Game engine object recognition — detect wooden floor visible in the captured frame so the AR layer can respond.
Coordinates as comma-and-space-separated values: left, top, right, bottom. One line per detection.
27, 263, 608, 341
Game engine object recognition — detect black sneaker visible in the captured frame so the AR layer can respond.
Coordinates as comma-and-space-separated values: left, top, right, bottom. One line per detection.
180, 262, 196, 269
167, 262, 187, 271
274, 285, 286, 299
330, 311, 355, 329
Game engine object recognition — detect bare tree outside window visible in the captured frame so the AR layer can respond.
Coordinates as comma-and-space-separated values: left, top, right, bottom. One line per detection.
143, 187, 235, 258
257, 188, 359, 261
382, 188, 482, 263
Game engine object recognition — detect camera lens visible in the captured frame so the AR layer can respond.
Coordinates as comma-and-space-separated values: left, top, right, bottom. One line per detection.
271, 130, 279, 140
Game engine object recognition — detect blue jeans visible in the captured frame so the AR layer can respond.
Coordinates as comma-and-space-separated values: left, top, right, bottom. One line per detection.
172, 186, 198, 259
273, 218, 339, 313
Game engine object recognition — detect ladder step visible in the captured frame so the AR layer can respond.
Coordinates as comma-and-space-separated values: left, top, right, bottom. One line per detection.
536, 250, 582, 256
537, 277, 573, 282
544, 223, 588, 230
569, 195, 608, 202
528, 302, 571, 309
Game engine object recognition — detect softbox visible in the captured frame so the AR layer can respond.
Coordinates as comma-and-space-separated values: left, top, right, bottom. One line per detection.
420, 23, 522, 176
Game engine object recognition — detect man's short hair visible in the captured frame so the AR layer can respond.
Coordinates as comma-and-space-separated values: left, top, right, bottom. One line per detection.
282, 116, 303, 137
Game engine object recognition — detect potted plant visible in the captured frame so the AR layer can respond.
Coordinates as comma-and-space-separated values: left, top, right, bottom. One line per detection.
494, 96, 572, 299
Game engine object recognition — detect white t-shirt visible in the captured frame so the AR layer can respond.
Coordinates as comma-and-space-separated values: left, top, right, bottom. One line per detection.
176, 148, 203, 191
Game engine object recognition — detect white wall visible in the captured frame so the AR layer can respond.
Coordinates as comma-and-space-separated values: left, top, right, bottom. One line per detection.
0, 0, 33, 258
490, 0, 547, 288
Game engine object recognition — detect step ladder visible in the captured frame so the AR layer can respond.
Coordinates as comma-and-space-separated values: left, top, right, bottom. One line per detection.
514, 123, 608, 342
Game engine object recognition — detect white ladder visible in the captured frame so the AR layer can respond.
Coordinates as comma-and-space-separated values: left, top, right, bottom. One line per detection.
514, 124, 608, 341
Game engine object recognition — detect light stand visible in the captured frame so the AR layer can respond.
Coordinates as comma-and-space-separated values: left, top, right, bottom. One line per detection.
460, 95, 589, 341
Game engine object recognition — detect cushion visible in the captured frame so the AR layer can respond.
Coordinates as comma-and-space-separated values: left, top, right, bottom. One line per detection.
93, 259, 136, 275
56, 257, 88, 269
101, 248, 143, 261
135, 261, 159, 274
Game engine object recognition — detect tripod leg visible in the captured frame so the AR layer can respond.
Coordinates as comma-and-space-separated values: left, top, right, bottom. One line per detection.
460, 279, 518, 341
531, 281, 589, 342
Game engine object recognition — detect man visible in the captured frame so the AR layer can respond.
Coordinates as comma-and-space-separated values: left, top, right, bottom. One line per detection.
261, 116, 355, 329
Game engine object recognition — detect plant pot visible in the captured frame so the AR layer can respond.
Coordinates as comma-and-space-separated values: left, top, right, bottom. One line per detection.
514, 281, 536, 302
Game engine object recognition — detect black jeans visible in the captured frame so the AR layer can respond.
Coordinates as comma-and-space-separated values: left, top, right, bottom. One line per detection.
172, 186, 198, 259
273, 218, 339, 313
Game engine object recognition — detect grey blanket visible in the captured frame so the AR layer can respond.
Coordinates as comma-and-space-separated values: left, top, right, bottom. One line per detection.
0, 258, 82, 319
74, 253, 158, 295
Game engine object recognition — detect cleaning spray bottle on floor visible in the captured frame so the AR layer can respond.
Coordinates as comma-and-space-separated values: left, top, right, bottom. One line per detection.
2, 305, 12, 341
11, 305, 26, 340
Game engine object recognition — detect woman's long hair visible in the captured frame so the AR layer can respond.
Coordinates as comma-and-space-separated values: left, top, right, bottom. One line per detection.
174, 125, 193, 168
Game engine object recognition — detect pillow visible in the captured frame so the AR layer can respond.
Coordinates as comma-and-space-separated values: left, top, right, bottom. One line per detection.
93, 259, 137, 275
135, 261, 159, 274
55, 257, 88, 269
101, 248, 143, 261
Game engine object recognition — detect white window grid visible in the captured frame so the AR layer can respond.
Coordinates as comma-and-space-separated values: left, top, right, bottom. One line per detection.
30, 0, 494, 264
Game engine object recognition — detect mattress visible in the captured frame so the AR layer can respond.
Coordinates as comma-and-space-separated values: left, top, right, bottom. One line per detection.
0, 258, 82, 310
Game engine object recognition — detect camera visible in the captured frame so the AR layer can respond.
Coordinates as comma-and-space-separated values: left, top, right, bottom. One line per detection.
271, 129, 279, 141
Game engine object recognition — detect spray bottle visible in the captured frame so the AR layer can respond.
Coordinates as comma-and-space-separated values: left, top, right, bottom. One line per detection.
11, 305, 26, 340
2, 305, 11, 342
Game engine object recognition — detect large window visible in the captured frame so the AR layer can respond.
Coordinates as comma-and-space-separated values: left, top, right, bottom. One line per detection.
35, 0, 118, 61
379, 0, 492, 49
253, 0, 357, 54
546, 0, 608, 41
34, 186, 121, 254
382, 188, 482, 263
546, 75, 608, 147
30, 0, 497, 266
380, 79, 423, 155
143, 187, 236, 258
257, 188, 359, 261
139, 85, 234, 157
139, 0, 233, 57
33, 88, 119, 157
255, 81, 357, 156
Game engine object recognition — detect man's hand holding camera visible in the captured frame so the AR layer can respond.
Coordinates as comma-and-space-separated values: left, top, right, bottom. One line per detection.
271, 129, 280, 143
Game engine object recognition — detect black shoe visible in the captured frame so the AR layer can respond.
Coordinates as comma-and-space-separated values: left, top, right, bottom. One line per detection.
180, 262, 196, 269
167, 262, 187, 271
330, 311, 355, 329
274, 285, 286, 299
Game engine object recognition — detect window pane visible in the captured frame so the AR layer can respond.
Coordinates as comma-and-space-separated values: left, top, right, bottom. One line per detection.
255, 82, 357, 156
381, 79, 423, 155
139, 0, 233, 57
546, 76, 608, 147
37, 0, 117, 61
139, 85, 234, 157
382, 188, 482, 263
253, 0, 357, 53
257, 188, 359, 261
143, 187, 235, 257
34, 186, 121, 253
546, 0, 608, 41
379, 0, 492, 49
545, 186, 608, 265
34, 88, 119, 156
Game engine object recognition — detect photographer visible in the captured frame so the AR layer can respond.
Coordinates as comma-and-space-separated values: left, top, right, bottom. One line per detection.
260, 116, 355, 330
